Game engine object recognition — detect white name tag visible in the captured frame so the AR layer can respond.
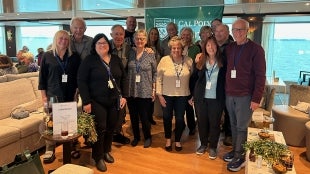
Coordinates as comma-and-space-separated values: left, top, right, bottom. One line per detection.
108, 80, 114, 89
135, 75, 141, 82
206, 81, 211, 89
62, 74, 68, 83
231, 70, 236, 78
176, 79, 181, 88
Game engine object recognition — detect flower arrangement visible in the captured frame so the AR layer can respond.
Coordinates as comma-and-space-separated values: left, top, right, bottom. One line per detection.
77, 112, 97, 143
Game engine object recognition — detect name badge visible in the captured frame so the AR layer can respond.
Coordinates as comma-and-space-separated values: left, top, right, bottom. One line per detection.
206, 81, 211, 89
176, 79, 181, 88
108, 80, 114, 89
231, 70, 236, 78
135, 75, 141, 82
62, 74, 68, 83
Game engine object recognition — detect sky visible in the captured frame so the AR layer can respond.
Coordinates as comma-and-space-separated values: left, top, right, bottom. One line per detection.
274, 23, 310, 40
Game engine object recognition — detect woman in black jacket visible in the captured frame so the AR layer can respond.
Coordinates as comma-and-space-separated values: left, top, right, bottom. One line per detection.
77, 33, 128, 172
189, 36, 226, 160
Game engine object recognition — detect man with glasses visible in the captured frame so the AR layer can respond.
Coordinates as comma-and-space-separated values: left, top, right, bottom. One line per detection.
223, 19, 266, 172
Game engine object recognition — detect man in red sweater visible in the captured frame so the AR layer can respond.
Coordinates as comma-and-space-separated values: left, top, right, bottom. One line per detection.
223, 19, 266, 172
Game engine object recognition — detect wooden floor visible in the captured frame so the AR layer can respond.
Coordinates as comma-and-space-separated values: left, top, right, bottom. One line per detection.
41, 115, 310, 174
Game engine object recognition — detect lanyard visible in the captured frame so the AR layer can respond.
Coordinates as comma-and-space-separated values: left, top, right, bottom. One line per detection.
206, 61, 217, 81
172, 56, 184, 79
100, 58, 112, 79
135, 51, 144, 73
233, 43, 246, 69
55, 54, 68, 74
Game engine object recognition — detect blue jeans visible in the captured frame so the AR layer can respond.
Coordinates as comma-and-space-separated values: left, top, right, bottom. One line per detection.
162, 95, 187, 142
226, 95, 252, 159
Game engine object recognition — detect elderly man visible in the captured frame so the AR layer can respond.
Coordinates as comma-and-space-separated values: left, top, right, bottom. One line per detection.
70, 17, 93, 60
223, 19, 266, 172
125, 16, 137, 47
160, 22, 178, 56
110, 24, 132, 144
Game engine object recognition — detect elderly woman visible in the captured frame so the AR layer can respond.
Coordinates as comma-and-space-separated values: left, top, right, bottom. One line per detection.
0, 54, 18, 76
22, 52, 39, 72
195, 26, 213, 51
78, 33, 128, 172
39, 30, 81, 163
127, 29, 157, 148
156, 36, 193, 152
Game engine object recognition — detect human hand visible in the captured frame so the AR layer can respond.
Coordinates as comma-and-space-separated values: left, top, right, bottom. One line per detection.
250, 101, 260, 111
120, 97, 127, 109
83, 104, 91, 113
195, 53, 202, 63
158, 95, 166, 107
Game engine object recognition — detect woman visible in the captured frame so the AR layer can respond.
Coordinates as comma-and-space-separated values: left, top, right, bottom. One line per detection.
38, 30, 80, 163
146, 27, 161, 125
22, 52, 39, 72
77, 33, 128, 172
156, 36, 193, 152
190, 36, 226, 159
127, 29, 157, 148
195, 26, 213, 51
0, 54, 18, 76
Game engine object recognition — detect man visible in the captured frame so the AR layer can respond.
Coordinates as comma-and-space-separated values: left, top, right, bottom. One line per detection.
110, 24, 132, 144
214, 24, 233, 146
70, 17, 93, 60
223, 19, 266, 172
160, 22, 178, 56
124, 16, 137, 47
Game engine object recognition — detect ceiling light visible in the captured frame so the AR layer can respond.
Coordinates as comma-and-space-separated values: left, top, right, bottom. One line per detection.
305, 3, 310, 6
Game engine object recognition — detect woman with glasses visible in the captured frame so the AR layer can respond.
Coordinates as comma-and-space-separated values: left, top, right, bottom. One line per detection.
77, 33, 128, 172
127, 29, 157, 148
190, 36, 226, 159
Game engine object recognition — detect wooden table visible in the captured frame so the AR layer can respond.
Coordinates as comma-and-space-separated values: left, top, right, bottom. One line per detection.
42, 133, 81, 164
245, 127, 296, 174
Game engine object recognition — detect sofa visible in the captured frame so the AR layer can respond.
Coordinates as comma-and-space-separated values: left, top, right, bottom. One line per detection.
272, 84, 310, 147
0, 72, 46, 166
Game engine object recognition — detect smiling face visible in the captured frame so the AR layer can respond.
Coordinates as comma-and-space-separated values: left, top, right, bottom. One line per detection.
95, 37, 110, 57
205, 38, 217, 58
232, 19, 249, 44
70, 19, 86, 41
56, 33, 69, 51
111, 25, 125, 48
149, 28, 159, 43
134, 30, 147, 49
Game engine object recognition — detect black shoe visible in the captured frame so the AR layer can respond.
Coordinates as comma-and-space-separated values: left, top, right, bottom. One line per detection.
103, 153, 114, 163
165, 145, 172, 152
175, 145, 183, 152
96, 159, 107, 172
144, 138, 152, 148
43, 151, 56, 164
150, 119, 156, 125
131, 139, 139, 147
113, 133, 130, 144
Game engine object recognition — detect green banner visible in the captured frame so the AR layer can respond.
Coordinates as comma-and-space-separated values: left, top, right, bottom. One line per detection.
145, 6, 224, 40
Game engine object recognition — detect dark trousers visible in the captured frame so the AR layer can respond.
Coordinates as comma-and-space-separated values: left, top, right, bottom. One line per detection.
162, 96, 187, 142
223, 107, 232, 137
91, 100, 119, 162
114, 105, 126, 133
127, 97, 152, 140
185, 100, 196, 131
196, 98, 223, 149
148, 101, 155, 122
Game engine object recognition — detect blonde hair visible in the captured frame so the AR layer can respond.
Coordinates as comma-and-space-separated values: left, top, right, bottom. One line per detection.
168, 36, 184, 49
50, 30, 72, 57
22, 52, 34, 62
134, 29, 147, 39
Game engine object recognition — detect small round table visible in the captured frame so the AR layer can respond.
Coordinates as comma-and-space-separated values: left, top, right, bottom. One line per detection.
42, 133, 81, 164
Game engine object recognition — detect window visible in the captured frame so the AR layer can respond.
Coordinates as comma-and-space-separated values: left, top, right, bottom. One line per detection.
16, 26, 60, 55
263, 23, 310, 82
0, 27, 5, 54
15, 0, 59, 12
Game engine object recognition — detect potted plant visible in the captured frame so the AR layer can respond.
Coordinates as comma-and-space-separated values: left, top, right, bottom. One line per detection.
77, 112, 97, 143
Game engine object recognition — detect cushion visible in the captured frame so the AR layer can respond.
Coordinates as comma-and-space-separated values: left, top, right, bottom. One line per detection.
6, 72, 39, 82
291, 101, 310, 114
0, 75, 8, 83
0, 78, 37, 120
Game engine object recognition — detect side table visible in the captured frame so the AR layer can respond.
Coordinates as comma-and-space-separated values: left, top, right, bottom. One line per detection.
42, 133, 81, 164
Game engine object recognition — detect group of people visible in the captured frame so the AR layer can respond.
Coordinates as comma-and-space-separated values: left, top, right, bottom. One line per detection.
36, 15, 266, 173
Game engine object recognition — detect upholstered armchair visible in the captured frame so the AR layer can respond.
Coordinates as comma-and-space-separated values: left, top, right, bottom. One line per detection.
272, 85, 310, 147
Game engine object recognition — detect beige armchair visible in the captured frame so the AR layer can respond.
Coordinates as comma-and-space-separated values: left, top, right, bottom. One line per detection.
272, 85, 310, 147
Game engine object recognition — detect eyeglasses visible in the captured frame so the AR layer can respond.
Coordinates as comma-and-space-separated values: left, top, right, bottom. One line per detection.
232, 28, 247, 32
96, 42, 108, 46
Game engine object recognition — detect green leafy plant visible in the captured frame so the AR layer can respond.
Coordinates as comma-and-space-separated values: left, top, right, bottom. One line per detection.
244, 139, 289, 165
77, 112, 97, 143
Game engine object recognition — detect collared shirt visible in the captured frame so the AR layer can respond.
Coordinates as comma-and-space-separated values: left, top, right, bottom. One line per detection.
70, 35, 93, 60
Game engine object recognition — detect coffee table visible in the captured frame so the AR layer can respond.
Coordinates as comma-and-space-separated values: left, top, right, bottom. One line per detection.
245, 127, 296, 174
42, 133, 81, 164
